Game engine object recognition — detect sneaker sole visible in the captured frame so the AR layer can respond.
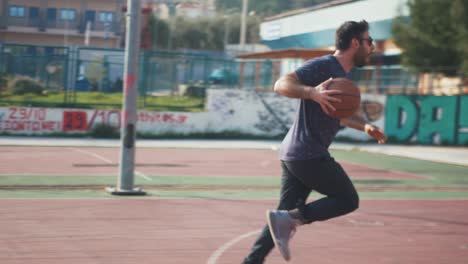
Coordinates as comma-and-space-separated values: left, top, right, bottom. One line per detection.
266, 210, 291, 261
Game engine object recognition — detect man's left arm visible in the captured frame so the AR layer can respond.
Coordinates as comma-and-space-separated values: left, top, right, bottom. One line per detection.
340, 114, 387, 144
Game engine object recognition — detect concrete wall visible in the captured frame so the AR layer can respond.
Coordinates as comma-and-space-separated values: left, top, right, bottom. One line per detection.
0, 89, 387, 143
2, 90, 466, 145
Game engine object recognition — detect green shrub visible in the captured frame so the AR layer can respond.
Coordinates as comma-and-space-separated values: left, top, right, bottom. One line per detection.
185, 85, 206, 98
89, 124, 120, 138
8, 76, 45, 95
0, 73, 8, 91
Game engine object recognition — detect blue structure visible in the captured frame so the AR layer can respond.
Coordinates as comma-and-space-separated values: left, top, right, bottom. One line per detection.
260, 0, 409, 53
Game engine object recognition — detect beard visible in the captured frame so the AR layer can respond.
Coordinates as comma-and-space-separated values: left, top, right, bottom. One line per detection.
354, 47, 369, 67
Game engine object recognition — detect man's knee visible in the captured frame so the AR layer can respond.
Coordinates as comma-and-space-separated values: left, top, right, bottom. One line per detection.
346, 192, 360, 212
277, 198, 303, 211
340, 191, 359, 214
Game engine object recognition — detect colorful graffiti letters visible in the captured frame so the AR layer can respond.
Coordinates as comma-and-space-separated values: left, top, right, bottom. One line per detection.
63, 111, 88, 131
88, 110, 121, 129
385, 95, 468, 145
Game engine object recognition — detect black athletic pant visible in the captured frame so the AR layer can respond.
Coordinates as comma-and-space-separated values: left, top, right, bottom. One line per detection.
243, 156, 360, 264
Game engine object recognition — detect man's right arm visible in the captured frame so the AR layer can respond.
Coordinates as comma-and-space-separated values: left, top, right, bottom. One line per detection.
273, 72, 342, 115
274, 72, 315, 99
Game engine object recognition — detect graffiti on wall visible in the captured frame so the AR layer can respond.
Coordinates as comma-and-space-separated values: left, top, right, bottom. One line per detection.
64, 110, 189, 131
253, 91, 295, 135
0, 107, 189, 134
207, 89, 295, 136
15, 91, 468, 146
361, 100, 384, 122
206, 89, 387, 138
385, 95, 468, 145
336, 94, 386, 141
0, 107, 61, 132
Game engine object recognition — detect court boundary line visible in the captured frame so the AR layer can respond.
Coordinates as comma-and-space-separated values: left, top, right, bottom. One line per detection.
69, 148, 152, 181
339, 160, 431, 180
206, 229, 261, 264
0, 197, 467, 201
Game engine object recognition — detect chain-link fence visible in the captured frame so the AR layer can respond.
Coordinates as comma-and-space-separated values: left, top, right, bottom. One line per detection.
0, 43, 70, 105
1, 43, 466, 110
350, 65, 466, 95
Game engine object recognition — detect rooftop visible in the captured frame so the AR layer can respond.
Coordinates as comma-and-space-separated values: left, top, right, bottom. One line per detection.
264, 0, 359, 21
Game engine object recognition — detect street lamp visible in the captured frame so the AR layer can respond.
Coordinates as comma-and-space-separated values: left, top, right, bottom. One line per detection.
240, 0, 248, 50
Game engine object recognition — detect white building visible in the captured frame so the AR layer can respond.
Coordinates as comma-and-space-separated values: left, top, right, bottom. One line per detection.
260, 0, 409, 57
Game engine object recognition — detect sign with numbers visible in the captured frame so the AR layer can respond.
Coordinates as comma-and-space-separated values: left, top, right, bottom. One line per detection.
62, 111, 88, 131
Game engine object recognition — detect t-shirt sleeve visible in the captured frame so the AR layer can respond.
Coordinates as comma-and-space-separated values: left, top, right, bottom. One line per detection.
294, 59, 329, 87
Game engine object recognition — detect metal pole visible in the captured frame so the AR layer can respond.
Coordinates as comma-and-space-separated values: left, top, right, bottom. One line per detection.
240, 0, 248, 51
167, 3, 176, 50
223, 16, 229, 52
107, 0, 145, 195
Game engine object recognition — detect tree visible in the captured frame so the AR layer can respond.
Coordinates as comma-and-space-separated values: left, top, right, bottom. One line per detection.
392, 0, 468, 75
85, 56, 106, 91
223, 15, 262, 47
215, 0, 332, 17
148, 15, 170, 49
145, 0, 337, 51
147, 15, 261, 51
451, 0, 468, 74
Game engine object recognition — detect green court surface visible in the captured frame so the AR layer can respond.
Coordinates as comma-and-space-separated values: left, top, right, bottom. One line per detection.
0, 149, 467, 199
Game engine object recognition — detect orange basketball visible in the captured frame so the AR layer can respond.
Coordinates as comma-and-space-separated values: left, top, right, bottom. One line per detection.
327, 78, 361, 119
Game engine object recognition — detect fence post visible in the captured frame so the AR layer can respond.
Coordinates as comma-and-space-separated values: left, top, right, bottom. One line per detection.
458, 71, 463, 94
63, 47, 70, 104
139, 51, 147, 107
429, 69, 435, 94
66, 46, 79, 104
400, 66, 406, 94
173, 57, 178, 95
203, 55, 210, 84
0, 43, 3, 74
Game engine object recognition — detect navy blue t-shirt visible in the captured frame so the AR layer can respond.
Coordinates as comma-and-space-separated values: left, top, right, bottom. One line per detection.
279, 55, 350, 161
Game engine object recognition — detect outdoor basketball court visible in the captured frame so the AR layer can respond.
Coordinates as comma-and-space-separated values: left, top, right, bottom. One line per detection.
0, 145, 467, 264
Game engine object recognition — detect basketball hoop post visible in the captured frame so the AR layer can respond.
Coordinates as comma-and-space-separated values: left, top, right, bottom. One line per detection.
106, 0, 145, 196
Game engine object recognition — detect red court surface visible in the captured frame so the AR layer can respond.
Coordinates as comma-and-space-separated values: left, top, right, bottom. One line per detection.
0, 199, 467, 264
0, 146, 423, 179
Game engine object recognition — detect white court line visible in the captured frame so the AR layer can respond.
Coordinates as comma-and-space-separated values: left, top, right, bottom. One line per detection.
134, 170, 152, 181
206, 229, 261, 264
69, 148, 151, 181
70, 147, 114, 164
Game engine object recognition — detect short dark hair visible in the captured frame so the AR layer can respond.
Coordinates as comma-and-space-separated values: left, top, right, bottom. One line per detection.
335, 20, 369, 50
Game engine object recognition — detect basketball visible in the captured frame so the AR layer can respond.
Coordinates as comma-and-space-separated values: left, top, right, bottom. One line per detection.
326, 78, 361, 119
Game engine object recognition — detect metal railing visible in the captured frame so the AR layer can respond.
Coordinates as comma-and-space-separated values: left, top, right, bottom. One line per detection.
351, 65, 466, 95
1, 43, 466, 109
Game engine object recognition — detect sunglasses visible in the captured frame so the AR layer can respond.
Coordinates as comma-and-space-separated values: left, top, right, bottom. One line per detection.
359, 37, 374, 45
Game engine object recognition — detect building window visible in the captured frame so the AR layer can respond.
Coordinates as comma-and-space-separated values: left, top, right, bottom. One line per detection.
29, 7, 39, 19
47, 8, 57, 21
9, 6, 26, 17
60, 9, 76, 20
98, 12, 114, 23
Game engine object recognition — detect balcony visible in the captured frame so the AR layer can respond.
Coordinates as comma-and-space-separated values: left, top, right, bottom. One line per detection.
5, 16, 28, 27
3, 12, 121, 37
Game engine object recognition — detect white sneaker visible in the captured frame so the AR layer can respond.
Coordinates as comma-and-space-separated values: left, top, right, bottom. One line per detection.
267, 210, 297, 261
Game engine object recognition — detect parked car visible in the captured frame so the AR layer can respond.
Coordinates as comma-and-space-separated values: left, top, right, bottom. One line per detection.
208, 68, 238, 86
